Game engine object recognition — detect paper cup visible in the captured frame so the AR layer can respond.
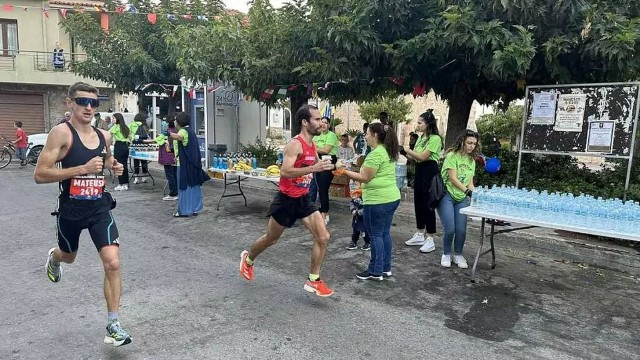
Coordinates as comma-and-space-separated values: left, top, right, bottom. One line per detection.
321, 155, 331, 162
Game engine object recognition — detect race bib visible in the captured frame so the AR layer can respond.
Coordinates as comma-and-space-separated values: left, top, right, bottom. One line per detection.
69, 175, 105, 200
294, 173, 313, 188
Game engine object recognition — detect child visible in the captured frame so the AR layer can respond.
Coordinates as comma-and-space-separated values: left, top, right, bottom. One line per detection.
347, 183, 370, 250
13, 121, 28, 166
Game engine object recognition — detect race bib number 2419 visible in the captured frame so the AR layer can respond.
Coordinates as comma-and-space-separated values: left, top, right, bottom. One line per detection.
69, 175, 105, 200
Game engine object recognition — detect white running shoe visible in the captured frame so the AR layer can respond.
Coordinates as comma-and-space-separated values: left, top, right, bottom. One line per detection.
441, 254, 452, 268
141, 177, 148, 183
162, 195, 178, 201
419, 237, 436, 253
114, 185, 123, 191
122, 184, 128, 190
133, 178, 140, 184
453, 255, 469, 269
405, 232, 425, 246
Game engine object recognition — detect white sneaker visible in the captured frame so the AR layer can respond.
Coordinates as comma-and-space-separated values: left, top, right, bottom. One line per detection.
419, 237, 436, 253
114, 185, 123, 191
122, 184, 128, 190
441, 254, 452, 268
133, 178, 140, 184
163, 195, 178, 201
453, 255, 469, 269
325, 215, 330, 224
141, 177, 148, 183
405, 232, 425, 246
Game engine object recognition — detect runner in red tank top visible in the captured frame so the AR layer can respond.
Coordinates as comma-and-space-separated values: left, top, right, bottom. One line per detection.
239, 105, 337, 297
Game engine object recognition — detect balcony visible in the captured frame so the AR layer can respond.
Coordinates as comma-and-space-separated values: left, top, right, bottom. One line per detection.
0, 50, 108, 87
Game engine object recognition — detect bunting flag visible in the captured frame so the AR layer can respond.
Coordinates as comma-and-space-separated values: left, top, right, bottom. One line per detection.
147, 13, 157, 24
114, 5, 125, 13
261, 86, 275, 100
136, 83, 153, 91
322, 104, 334, 118
287, 85, 297, 91
412, 82, 426, 98
172, 85, 178, 97
188, 87, 196, 99
389, 76, 405, 86
42, 6, 49, 18
59, 8, 67, 18
183, 14, 192, 19
2, 4, 13, 11
127, 4, 138, 13
275, 88, 287, 99
207, 84, 223, 93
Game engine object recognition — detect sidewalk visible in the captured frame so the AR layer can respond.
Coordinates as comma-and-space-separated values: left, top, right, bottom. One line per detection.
147, 163, 640, 276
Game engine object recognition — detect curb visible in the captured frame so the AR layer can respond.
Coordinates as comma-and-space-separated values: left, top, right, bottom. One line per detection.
148, 166, 640, 276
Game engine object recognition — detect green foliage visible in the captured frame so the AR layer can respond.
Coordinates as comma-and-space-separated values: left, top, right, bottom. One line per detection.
476, 105, 524, 146
239, 137, 278, 168
475, 149, 640, 202
358, 94, 412, 123
330, 117, 343, 130
346, 129, 360, 138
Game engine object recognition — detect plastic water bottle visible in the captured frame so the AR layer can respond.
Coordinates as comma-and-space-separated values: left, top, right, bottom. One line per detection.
251, 156, 257, 169
349, 180, 357, 193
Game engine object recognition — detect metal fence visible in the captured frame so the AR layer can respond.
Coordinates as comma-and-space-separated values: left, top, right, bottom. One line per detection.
32, 51, 87, 72
0, 55, 15, 70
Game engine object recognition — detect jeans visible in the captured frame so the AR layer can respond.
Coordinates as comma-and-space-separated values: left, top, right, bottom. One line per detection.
164, 165, 178, 196
16, 147, 27, 162
363, 200, 400, 275
308, 173, 318, 203
437, 192, 470, 255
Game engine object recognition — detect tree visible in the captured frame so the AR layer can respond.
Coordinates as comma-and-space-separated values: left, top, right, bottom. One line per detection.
476, 105, 524, 148
169, 0, 639, 144
60, 0, 225, 113
357, 94, 413, 124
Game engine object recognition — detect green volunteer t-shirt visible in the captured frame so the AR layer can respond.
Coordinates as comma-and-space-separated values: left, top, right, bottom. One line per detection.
109, 124, 130, 142
173, 128, 189, 163
154, 134, 168, 146
313, 131, 338, 156
361, 145, 401, 205
441, 152, 476, 202
414, 134, 442, 162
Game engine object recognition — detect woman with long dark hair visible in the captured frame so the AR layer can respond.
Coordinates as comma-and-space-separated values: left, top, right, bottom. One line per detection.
338, 123, 400, 280
310, 116, 338, 224
438, 130, 480, 269
110, 113, 131, 191
401, 110, 443, 253
169, 112, 209, 217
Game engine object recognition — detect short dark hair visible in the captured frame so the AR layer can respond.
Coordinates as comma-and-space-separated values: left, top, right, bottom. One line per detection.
362, 122, 369, 131
295, 105, 318, 127
68, 82, 98, 98
175, 112, 191, 127
14, 121, 22, 128
341, 133, 349, 139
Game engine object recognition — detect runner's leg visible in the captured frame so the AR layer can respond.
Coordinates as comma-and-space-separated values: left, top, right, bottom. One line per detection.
301, 211, 330, 275
248, 217, 286, 261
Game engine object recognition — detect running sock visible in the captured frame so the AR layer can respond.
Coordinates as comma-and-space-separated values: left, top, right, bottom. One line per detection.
245, 256, 254, 266
108, 312, 118, 322
308, 273, 320, 282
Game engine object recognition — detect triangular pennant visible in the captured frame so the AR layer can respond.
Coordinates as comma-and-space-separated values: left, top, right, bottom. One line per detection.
166, 14, 176, 21
287, 85, 297, 91
261, 86, 275, 100
2, 5, 14, 11
197, 15, 208, 21
147, 13, 157, 24
94, 6, 102, 12
183, 14, 192, 19
77, 7, 85, 14
127, 4, 138, 13
207, 84, 223, 93
276, 88, 287, 99
59, 8, 67, 18
389, 76, 405, 86
189, 88, 196, 99
114, 5, 125, 13
42, 6, 49, 18
412, 82, 426, 98
172, 85, 178, 97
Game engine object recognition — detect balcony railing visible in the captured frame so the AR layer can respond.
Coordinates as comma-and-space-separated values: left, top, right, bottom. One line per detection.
0, 50, 87, 72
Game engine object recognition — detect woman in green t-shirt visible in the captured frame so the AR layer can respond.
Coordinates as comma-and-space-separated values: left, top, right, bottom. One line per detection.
310, 117, 339, 224
110, 113, 131, 191
438, 130, 480, 269
400, 110, 442, 253
339, 123, 400, 280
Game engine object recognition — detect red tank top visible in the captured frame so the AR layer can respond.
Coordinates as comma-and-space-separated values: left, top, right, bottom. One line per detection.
279, 135, 317, 198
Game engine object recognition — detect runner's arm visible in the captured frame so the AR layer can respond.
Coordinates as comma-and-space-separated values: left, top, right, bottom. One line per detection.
99, 129, 116, 170
34, 126, 100, 183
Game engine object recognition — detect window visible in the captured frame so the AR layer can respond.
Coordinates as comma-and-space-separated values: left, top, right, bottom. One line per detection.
0, 19, 18, 56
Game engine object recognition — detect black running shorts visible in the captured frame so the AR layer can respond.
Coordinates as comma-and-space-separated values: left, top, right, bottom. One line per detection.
57, 211, 120, 253
268, 192, 317, 228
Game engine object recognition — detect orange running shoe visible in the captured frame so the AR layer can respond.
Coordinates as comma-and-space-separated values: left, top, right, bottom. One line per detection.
303, 279, 334, 297
239, 250, 254, 281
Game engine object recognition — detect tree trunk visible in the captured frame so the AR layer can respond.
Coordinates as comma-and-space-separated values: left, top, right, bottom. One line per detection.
444, 89, 475, 148
290, 92, 309, 137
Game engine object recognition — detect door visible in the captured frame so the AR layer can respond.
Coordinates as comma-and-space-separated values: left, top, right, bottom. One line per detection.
0, 93, 45, 142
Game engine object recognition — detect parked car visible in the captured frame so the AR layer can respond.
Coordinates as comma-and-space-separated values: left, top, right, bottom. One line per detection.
27, 133, 48, 160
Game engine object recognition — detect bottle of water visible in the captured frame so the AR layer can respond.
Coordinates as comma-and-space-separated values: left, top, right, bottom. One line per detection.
349, 179, 357, 193
252, 155, 257, 169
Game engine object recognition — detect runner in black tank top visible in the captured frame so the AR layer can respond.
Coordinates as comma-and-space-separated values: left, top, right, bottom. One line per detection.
33, 82, 131, 347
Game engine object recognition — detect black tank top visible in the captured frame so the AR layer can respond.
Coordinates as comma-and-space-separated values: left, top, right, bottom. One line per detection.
58, 122, 110, 219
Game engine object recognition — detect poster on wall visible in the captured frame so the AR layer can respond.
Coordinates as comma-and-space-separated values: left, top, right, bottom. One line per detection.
586, 121, 615, 153
554, 94, 587, 132
529, 92, 557, 124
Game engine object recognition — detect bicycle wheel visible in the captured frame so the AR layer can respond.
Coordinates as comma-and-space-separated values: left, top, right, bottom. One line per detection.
0, 149, 12, 169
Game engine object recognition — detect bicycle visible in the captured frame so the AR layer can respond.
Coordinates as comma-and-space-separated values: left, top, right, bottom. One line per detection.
0, 135, 39, 169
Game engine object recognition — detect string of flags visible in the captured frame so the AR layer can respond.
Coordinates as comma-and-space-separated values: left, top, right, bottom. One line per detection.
0, 3, 222, 25
135, 82, 226, 99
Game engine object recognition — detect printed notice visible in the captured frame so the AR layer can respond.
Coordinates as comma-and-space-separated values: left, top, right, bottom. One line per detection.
529, 92, 557, 125
554, 94, 586, 132
587, 121, 615, 153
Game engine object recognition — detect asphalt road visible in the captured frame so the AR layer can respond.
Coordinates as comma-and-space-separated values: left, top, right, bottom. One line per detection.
2, 165, 639, 359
